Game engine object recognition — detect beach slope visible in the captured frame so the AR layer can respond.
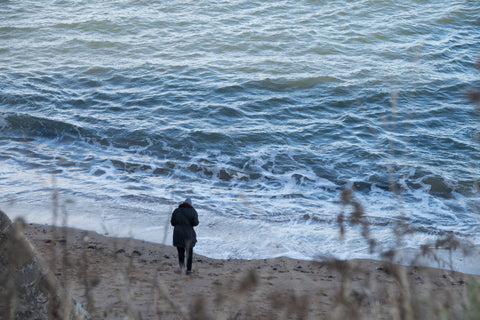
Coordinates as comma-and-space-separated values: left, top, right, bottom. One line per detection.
24, 224, 479, 319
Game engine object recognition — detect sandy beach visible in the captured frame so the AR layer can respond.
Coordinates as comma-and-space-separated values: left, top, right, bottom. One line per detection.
24, 223, 479, 320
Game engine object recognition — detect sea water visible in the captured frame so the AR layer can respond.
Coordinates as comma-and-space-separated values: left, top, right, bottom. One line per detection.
1, 0, 480, 273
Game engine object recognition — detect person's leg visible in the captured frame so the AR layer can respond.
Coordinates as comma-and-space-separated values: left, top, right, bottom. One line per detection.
186, 246, 193, 273
177, 247, 185, 270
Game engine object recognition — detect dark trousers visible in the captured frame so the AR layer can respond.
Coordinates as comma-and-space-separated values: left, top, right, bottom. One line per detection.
177, 246, 193, 271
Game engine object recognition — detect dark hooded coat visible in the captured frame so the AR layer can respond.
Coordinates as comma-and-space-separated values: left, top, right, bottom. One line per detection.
170, 202, 199, 248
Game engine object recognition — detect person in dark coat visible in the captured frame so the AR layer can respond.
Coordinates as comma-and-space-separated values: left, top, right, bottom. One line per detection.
170, 197, 199, 275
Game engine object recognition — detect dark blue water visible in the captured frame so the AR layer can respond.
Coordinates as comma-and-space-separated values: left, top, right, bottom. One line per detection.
1, 0, 480, 272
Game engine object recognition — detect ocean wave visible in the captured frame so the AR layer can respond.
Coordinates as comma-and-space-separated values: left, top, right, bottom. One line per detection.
2, 113, 94, 141
1, 0, 480, 265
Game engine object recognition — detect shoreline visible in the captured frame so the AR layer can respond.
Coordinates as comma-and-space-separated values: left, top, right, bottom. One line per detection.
5, 202, 479, 275
23, 222, 480, 319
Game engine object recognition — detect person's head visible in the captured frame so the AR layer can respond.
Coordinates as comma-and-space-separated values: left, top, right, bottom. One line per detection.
184, 198, 192, 206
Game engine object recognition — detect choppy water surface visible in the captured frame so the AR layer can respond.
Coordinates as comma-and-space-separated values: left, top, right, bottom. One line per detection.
1, 0, 480, 272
